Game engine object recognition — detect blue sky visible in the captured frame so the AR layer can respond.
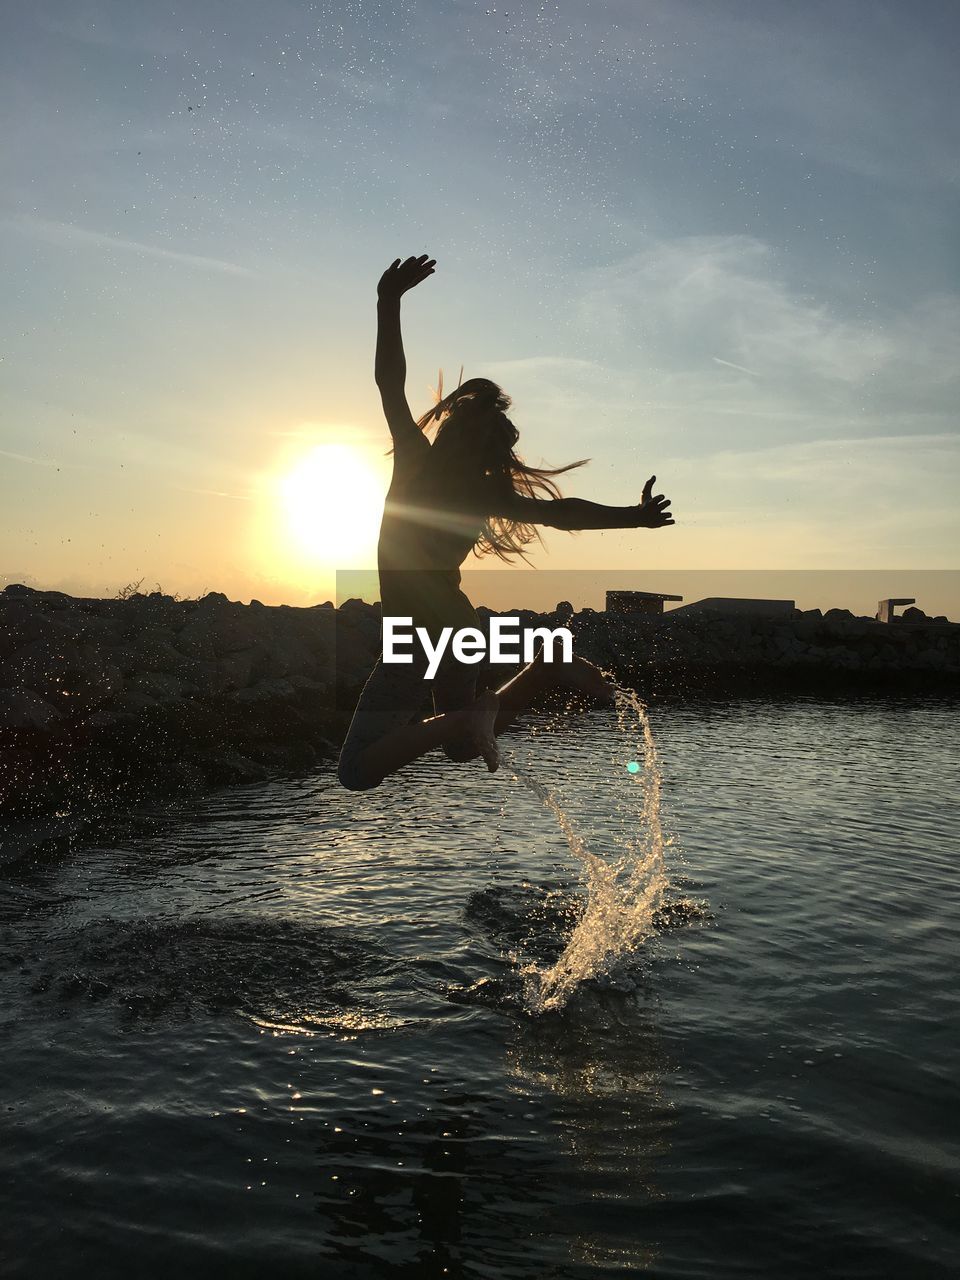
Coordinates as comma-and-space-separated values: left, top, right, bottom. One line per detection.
1, 0, 957, 605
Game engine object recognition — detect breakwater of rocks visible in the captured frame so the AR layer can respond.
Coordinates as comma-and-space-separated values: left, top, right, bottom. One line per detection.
1, 584, 957, 823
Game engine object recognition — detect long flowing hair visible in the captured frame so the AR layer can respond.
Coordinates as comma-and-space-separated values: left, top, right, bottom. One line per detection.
415, 370, 587, 562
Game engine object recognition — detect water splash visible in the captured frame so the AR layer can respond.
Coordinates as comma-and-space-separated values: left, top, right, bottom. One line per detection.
508, 688, 669, 1014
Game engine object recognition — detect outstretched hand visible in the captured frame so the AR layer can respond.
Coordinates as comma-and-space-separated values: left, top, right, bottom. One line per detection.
378, 254, 436, 300
634, 475, 675, 528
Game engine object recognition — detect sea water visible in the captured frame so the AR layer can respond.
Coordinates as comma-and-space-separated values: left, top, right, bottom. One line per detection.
2, 697, 958, 1278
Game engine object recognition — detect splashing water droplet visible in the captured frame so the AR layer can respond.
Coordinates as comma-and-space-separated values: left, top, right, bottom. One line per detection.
506, 688, 668, 1014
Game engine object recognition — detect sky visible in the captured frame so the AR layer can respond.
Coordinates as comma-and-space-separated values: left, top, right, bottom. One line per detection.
1, 0, 958, 612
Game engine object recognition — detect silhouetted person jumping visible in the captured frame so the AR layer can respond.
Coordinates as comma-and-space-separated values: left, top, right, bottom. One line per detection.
337, 254, 675, 791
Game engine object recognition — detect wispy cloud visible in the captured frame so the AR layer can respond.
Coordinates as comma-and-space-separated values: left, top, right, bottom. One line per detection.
1, 447, 62, 468
5, 216, 255, 277
578, 236, 896, 385
487, 356, 607, 376
175, 486, 253, 501
656, 431, 959, 559
712, 356, 761, 378
574, 235, 960, 444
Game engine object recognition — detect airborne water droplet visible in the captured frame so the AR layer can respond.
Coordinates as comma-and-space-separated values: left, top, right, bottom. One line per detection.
508, 688, 669, 1012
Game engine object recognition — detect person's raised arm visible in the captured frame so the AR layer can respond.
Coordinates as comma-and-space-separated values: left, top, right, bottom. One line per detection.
376, 254, 435, 458
491, 476, 675, 530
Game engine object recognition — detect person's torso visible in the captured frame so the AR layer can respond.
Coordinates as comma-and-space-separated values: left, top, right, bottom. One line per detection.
377, 461, 485, 636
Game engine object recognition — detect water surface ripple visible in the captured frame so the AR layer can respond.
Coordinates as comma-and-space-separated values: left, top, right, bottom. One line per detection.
1, 697, 958, 1278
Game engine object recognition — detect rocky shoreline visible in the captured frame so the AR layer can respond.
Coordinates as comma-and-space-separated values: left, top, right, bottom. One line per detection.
1, 583, 957, 824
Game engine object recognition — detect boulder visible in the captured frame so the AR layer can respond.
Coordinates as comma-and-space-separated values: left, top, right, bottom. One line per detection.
127, 670, 186, 701
2, 638, 87, 703
71, 612, 124, 644
0, 688, 64, 733
212, 648, 261, 693
73, 655, 125, 711
0, 608, 79, 657
84, 708, 140, 729
108, 689, 160, 716
231, 677, 297, 703
129, 625, 183, 672
36, 590, 76, 610
175, 611, 267, 659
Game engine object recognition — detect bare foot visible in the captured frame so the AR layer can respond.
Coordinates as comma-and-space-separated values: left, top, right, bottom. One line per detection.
465, 688, 501, 772
561, 656, 616, 704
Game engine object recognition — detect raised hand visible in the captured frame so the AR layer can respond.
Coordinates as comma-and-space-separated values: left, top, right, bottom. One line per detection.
635, 475, 675, 528
377, 254, 436, 300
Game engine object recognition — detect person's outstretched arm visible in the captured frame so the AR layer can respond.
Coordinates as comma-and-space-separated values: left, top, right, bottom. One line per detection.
492, 475, 675, 530
376, 254, 435, 462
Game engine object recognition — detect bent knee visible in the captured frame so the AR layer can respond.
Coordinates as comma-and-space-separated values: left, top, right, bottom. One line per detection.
337, 758, 383, 792
442, 737, 479, 764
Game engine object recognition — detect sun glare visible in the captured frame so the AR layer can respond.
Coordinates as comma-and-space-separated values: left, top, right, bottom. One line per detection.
278, 443, 386, 566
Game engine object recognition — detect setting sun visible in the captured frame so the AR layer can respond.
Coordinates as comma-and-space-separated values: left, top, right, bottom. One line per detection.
278, 443, 387, 566
252, 432, 394, 591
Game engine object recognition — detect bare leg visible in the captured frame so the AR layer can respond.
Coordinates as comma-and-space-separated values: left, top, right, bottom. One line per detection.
493, 649, 615, 736
356, 688, 500, 786
352, 653, 613, 786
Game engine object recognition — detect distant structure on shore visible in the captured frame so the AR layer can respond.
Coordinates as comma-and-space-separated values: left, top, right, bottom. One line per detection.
605, 590, 684, 617
604, 590, 949, 626
877, 598, 916, 623
606, 590, 795, 618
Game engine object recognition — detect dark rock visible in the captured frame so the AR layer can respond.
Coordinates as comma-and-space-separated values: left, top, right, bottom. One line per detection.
0, 689, 64, 732
129, 625, 183, 672
73, 655, 124, 711
215, 648, 262, 691
231, 677, 297, 703
37, 590, 75, 610
175, 612, 265, 658
85, 709, 137, 729
128, 671, 185, 701
0, 610, 79, 656
184, 660, 224, 698
110, 689, 160, 715
2, 638, 86, 703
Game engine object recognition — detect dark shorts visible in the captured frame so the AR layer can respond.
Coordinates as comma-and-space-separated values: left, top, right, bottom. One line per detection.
337, 652, 479, 791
